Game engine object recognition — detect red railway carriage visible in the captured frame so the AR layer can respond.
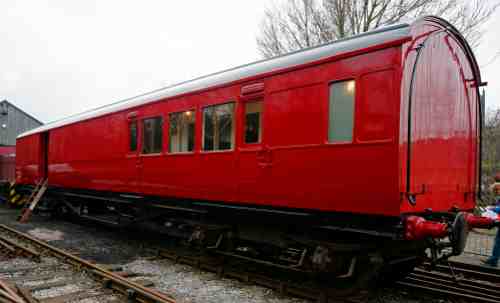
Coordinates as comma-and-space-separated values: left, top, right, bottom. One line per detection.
16, 16, 479, 215
14, 16, 495, 286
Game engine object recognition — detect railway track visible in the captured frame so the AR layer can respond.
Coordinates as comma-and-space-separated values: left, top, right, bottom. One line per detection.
2, 215, 498, 303
152, 244, 500, 303
398, 260, 500, 303
152, 245, 372, 303
0, 224, 176, 303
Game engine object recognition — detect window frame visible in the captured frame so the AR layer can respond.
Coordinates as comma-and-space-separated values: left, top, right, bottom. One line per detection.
128, 120, 138, 153
326, 78, 357, 145
140, 115, 164, 155
242, 99, 263, 146
168, 109, 196, 154
201, 101, 236, 153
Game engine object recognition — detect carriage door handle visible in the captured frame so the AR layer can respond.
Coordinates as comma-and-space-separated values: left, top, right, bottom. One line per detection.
256, 146, 266, 160
257, 145, 272, 168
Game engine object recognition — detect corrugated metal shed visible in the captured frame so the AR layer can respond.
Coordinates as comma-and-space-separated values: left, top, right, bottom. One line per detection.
0, 100, 43, 146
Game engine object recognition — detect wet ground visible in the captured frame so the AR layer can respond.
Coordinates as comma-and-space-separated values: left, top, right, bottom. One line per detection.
0, 207, 154, 264
0, 205, 492, 303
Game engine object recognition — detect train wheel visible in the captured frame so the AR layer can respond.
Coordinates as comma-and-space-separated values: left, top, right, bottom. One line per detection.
376, 257, 421, 286
318, 255, 383, 300
51, 202, 71, 219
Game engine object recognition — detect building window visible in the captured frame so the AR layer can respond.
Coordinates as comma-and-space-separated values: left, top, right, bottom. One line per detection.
244, 101, 262, 144
328, 80, 355, 143
142, 117, 163, 154
129, 121, 137, 152
203, 103, 235, 151
169, 110, 195, 153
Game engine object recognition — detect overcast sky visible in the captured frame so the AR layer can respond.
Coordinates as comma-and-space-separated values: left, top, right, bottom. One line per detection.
0, 0, 499, 124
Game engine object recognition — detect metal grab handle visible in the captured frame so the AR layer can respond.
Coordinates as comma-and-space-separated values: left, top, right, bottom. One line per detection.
257, 145, 272, 168
258, 162, 272, 168
256, 146, 266, 159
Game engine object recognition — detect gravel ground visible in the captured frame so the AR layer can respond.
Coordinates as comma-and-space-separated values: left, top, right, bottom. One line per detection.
0, 206, 460, 303
0, 252, 104, 301
0, 208, 152, 264
124, 258, 305, 303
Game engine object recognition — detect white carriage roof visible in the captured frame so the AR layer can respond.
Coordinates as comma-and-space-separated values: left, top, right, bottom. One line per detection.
18, 23, 411, 139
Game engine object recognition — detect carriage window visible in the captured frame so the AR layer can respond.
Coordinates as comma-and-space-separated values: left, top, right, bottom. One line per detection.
129, 121, 137, 152
244, 101, 262, 144
142, 117, 163, 154
328, 80, 355, 143
203, 103, 235, 151
169, 110, 195, 153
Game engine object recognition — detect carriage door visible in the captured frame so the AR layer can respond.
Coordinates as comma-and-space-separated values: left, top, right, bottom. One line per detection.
125, 112, 142, 192
39, 132, 49, 180
237, 88, 269, 203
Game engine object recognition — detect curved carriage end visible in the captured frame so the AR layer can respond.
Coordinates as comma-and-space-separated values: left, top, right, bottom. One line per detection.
399, 16, 482, 215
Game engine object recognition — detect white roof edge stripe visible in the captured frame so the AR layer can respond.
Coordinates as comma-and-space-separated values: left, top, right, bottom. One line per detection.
18, 23, 410, 139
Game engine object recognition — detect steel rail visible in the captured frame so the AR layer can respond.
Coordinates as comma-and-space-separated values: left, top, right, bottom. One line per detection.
408, 273, 500, 298
156, 248, 371, 303
0, 224, 176, 303
157, 244, 500, 303
422, 260, 500, 283
396, 261, 500, 303
0, 238, 16, 254
0, 235, 40, 260
412, 268, 500, 295
447, 259, 500, 276
396, 280, 499, 303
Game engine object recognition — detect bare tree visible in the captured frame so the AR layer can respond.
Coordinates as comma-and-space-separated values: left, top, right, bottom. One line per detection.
483, 108, 500, 179
257, 0, 498, 58
481, 107, 500, 205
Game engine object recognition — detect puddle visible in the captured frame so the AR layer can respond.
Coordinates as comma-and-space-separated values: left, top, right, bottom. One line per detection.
27, 228, 64, 241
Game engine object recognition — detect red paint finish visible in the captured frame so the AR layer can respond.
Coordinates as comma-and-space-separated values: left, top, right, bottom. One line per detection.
465, 214, 496, 229
0, 156, 15, 182
16, 135, 42, 184
399, 18, 480, 214
0, 146, 15, 156
0, 146, 16, 181
15, 17, 481, 219
404, 216, 448, 240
